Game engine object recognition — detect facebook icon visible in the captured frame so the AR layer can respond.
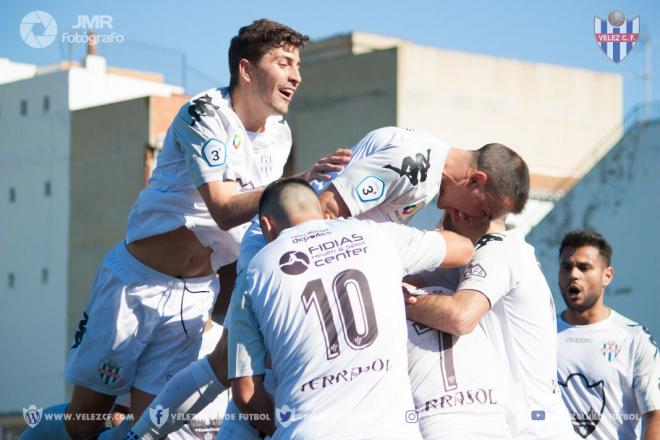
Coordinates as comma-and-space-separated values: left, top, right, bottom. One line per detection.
531, 410, 546, 420
149, 404, 169, 428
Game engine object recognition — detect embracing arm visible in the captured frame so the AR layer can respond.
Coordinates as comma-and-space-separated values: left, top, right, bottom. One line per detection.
197, 181, 263, 231
405, 289, 490, 335
232, 375, 276, 435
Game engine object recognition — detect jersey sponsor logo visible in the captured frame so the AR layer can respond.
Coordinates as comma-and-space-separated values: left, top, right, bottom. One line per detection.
291, 229, 331, 244
558, 373, 605, 438
418, 387, 498, 412
306, 233, 367, 268
464, 263, 487, 279
187, 94, 219, 126
355, 175, 385, 202
300, 357, 391, 393
601, 340, 621, 362
201, 138, 227, 167
475, 233, 504, 250
71, 312, 89, 349
98, 359, 122, 385
383, 149, 431, 186
279, 251, 310, 275
565, 336, 594, 344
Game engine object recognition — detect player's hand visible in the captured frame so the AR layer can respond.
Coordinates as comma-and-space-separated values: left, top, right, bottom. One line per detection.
402, 282, 418, 305
303, 148, 352, 182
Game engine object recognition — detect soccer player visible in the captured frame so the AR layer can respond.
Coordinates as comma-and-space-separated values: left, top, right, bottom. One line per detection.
20, 19, 349, 440
229, 178, 475, 438
556, 230, 660, 439
405, 212, 575, 439
404, 215, 511, 439
138, 126, 529, 439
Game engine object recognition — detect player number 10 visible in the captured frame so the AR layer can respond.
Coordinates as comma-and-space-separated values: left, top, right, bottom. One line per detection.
301, 269, 379, 360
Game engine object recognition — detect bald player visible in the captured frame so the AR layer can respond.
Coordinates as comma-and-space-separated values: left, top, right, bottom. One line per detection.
229, 178, 474, 437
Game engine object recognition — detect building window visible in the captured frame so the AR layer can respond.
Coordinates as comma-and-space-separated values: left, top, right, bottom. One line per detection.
44, 181, 52, 197
9, 187, 16, 202
20, 99, 27, 116
42, 268, 49, 284
8, 273, 15, 288
43, 96, 50, 113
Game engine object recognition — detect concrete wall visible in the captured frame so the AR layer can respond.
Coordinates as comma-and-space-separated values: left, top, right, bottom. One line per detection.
288, 47, 398, 172
68, 98, 150, 347
0, 71, 71, 412
527, 120, 660, 339
397, 44, 623, 178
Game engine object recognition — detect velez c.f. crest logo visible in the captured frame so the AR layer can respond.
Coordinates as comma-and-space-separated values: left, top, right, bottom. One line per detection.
594, 10, 640, 63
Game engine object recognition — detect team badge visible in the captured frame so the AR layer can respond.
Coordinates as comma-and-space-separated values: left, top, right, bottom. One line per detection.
601, 340, 621, 362
98, 359, 122, 385
355, 176, 385, 202
464, 263, 487, 279
279, 251, 310, 275
23, 405, 43, 428
594, 11, 640, 63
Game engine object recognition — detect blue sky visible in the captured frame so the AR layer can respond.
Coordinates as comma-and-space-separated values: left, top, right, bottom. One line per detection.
1, 0, 658, 113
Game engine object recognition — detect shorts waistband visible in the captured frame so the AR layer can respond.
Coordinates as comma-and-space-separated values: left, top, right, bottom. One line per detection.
110, 242, 217, 291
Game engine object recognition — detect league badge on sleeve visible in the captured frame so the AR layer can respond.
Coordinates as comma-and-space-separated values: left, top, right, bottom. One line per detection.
355, 176, 385, 203
594, 11, 640, 63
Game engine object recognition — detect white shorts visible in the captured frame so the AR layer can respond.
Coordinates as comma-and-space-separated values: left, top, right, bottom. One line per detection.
64, 242, 219, 396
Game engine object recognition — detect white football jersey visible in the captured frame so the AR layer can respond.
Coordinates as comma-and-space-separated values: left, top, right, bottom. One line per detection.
237, 126, 448, 273
407, 284, 511, 440
557, 310, 660, 439
230, 218, 450, 439
126, 87, 291, 271
457, 232, 575, 439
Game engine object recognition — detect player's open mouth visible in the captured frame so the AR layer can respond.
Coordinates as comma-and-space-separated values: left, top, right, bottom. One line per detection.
279, 88, 295, 101
567, 285, 581, 297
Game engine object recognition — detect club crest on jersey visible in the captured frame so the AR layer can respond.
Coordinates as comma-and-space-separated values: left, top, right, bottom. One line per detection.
558, 373, 605, 438
601, 340, 621, 362
464, 263, 487, 279
355, 176, 385, 203
594, 11, 640, 63
383, 149, 431, 186
98, 359, 122, 385
279, 251, 310, 275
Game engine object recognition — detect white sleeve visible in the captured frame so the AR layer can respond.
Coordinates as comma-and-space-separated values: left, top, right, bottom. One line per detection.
457, 236, 512, 307
330, 143, 429, 218
227, 271, 267, 379
172, 97, 240, 187
376, 222, 446, 275
632, 327, 660, 414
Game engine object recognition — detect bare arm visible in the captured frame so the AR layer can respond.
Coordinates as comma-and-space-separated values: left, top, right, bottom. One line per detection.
405, 289, 490, 335
318, 184, 351, 219
438, 230, 475, 268
231, 375, 276, 435
197, 181, 263, 231
643, 410, 660, 440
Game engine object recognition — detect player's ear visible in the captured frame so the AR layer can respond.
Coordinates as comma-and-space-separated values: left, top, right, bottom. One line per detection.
602, 266, 614, 287
260, 215, 277, 242
238, 58, 253, 84
469, 171, 488, 186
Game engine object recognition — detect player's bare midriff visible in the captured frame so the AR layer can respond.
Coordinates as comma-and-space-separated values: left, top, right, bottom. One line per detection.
126, 226, 214, 278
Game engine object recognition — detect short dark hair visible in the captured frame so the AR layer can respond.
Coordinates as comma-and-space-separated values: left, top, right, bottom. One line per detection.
559, 229, 613, 266
258, 177, 315, 218
475, 143, 529, 214
228, 19, 309, 90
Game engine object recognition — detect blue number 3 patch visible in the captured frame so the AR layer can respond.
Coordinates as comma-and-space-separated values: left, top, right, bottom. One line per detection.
202, 138, 227, 167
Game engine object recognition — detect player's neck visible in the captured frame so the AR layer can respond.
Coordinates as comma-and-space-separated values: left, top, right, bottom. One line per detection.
563, 304, 610, 326
230, 87, 269, 133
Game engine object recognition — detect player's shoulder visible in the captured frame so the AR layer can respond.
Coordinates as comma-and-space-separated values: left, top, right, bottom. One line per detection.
608, 310, 655, 340
474, 232, 509, 252
176, 87, 230, 127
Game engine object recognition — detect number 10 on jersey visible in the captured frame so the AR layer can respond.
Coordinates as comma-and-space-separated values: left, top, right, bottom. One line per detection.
301, 269, 379, 360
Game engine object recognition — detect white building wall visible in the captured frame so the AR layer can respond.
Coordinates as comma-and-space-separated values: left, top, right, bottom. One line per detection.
0, 71, 71, 411
527, 119, 660, 339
